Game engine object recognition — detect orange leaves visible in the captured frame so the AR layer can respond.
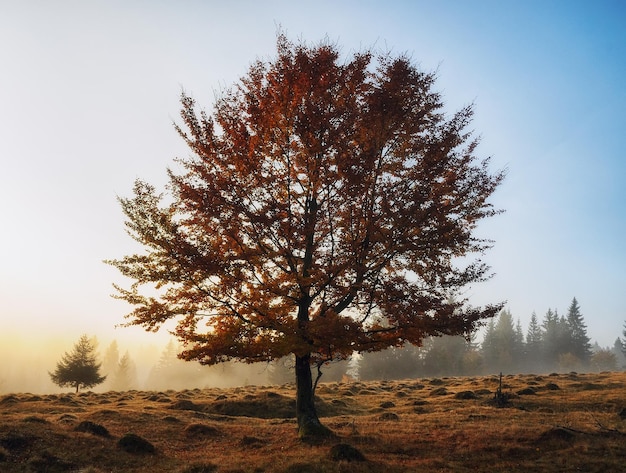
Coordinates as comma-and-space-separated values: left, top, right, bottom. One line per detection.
109, 35, 504, 370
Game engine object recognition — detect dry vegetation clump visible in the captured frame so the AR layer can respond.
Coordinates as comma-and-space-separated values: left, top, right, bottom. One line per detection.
74, 420, 110, 437
328, 443, 366, 461
1, 372, 626, 472
184, 423, 221, 438
117, 433, 156, 454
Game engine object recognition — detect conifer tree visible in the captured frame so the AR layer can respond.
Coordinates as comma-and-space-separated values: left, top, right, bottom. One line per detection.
513, 317, 525, 363
590, 348, 617, 372
481, 318, 498, 371
49, 335, 106, 393
101, 340, 120, 389
110, 351, 138, 391
621, 322, 626, 358
613, 337, 626, 369
566, 298, 592, 364
422, 335, 477, 376
525, 311, 543, 370
494, 309, 523, 372
542, 309, 569, 369
526, 312, 542, 348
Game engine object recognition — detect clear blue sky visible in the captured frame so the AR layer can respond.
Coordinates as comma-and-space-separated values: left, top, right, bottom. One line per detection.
1, 0, 624, 350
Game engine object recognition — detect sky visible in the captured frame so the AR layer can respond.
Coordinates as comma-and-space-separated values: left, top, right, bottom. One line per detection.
1, 0, 625, 364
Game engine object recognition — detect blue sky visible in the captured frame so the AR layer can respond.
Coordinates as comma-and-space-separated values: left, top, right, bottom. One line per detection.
0, 0, 624, 352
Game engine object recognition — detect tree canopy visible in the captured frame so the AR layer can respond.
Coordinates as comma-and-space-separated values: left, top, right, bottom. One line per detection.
107, 35, 505, 436
49, 335, 106, 393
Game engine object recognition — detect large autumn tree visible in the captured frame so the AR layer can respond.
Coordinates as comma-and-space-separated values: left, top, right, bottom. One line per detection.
108, 35, 505, 437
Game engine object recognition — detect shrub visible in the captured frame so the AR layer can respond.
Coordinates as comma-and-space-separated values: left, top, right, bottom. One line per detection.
117, 433, 155, 454
454, 391, 477, 400
184, 423, 221, 437
329, 443, 366, 462
75, 421, 110, 437
379, 412, 400, 421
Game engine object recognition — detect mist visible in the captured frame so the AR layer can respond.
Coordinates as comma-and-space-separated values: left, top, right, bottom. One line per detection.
2, 308, 624, 395
0, 333, 277, 395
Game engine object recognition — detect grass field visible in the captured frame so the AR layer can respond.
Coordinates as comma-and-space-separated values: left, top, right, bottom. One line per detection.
1, 371, 625, 472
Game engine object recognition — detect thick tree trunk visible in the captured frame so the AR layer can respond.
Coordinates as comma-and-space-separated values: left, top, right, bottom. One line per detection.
295, 353, 333, 438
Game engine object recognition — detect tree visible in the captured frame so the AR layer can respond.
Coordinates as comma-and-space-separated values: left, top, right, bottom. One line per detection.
359, 344, 422, 380
541, 309, 570, 369
268, 355, 296, 385
524, 311, 542, 370
110, 351, 138, 391
612, 337, 626, 369
102, 340, 120, 375
107, 35, 504, 437
590, 348, 617, 372
565, 298, 592, 364
49, 335, 106, 393
145, 339, 201, 390
481, 318, 498, 370
101, 340, 120, 389
422, 335, 479, 376
484, 309, 523, 373
621, 322, 626, 359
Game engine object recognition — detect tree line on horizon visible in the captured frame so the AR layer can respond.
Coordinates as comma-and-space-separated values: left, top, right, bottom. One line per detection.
43, 297, 626, 394
353, 297, 626, 380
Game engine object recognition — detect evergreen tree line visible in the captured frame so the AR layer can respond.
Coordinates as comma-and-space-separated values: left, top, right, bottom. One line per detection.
352, 298, 626, 380
98, 339, 275, 391
41, 297, 626, 393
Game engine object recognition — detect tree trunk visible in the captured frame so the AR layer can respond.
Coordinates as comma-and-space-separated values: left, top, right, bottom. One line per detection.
295, 353, 333, 438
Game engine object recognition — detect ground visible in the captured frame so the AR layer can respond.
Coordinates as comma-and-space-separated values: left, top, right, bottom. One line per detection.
1, 371, 625, 472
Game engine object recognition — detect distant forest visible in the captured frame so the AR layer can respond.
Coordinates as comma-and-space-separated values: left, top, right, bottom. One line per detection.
97, 297, 626, 391
352, 297, 626, 381
1, 298, 625, 394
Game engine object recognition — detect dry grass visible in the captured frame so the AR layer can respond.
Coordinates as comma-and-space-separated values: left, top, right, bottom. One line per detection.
1, 371, 625, 472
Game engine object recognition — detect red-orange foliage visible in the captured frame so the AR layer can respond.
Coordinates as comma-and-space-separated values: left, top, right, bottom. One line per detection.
108, 35, 505, 436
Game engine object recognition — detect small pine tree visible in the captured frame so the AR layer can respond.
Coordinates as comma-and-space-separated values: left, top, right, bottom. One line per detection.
49, 335, 106, 392
612, 337, 626, 369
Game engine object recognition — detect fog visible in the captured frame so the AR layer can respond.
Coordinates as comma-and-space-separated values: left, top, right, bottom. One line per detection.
0, 333, 280, 395
3, 301, 625, 395
2, 325, 624, 395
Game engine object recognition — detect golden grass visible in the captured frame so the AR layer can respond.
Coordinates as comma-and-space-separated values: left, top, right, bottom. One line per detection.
1, 371, 625, 472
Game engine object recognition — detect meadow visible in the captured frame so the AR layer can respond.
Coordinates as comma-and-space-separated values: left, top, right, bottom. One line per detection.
1, 371, 625, 472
